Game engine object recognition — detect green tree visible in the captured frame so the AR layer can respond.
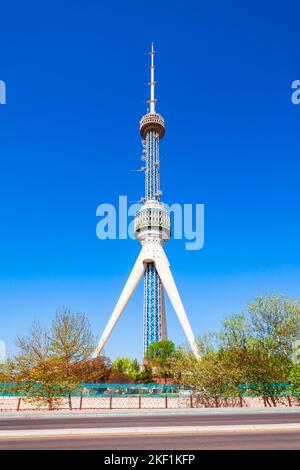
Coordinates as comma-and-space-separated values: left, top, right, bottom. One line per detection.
138, 364, 153, 383
289, 364, 300, 397
145, 340, 175, 361
172, 345, 286, 401
8, 323, 67, 409
112, 357, 140, 380
195, 332, 218, 355
248, 295, 300, 359
173, 295, 299, 400
219, 312, 252, 350
145, 340, 176, 382
8, 310, 97, 410
72, 356, 112, 383
50, 308, 96, 409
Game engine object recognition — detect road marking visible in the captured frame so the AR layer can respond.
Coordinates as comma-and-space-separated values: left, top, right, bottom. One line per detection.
2, 407, 300, 421
1, 423, 300, 439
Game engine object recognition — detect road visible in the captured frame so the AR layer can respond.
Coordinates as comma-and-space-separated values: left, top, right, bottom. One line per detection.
1, 431, 300, 450
2, 411, 300, 430
1, 411, 300, 449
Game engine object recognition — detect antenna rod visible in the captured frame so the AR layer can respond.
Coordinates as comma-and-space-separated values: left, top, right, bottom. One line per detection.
149, 42, 156, 113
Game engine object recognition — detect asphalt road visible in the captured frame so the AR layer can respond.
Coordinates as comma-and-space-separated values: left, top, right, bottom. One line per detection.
1, 411, 300, 430
1, 412, 300, 449
0, 431, 300, 449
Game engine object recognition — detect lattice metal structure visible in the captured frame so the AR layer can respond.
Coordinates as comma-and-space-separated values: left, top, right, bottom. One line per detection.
144, 263, 162, 351
139, 116, 166, 351
93, 44, 199, 360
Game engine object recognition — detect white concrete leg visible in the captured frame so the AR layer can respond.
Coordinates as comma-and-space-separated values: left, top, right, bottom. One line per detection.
154, 245, 200, 359
161, 287, 168, 340
92, 251, 145, 358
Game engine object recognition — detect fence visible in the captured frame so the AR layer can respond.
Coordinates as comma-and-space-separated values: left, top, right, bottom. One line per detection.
1, 395, 300, 412
0, 382, 186, 397
0, 382, 299, 411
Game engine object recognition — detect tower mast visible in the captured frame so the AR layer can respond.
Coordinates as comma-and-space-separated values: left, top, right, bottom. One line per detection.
139, 43, 167, 353
93, 44, 199, 360
149, 42, 156, 114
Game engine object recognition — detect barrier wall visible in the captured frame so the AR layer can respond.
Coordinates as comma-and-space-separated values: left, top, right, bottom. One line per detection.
0, 395, 299, 411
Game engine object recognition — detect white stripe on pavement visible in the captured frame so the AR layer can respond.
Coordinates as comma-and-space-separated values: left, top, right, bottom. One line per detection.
2, 407, 300, 420
1, 423, 300, 439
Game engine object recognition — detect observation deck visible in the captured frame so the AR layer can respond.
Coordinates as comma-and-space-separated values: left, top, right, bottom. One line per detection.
140, 112, 165, 139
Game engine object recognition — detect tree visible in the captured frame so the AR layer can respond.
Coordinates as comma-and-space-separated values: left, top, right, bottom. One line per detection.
72, 356, 112, 384
108, 369, 133, 383
172, 295, 299, 401
50, 308, 96, 409
145, 340, 175, 361
289, 365, 300, 397
8, 322, 67, 409
112, 357, 140, 380
145, 340, 176, 382
15, 357, 67, 410
172, 345, 286, 401
138, 364, 153, 383
214, 346, 287, 400
16, 321, 51, 364
248, 295, 300, 359
8, 310, 97, 410
195, 332, 218, 355
219, 312, 252, 350
215, 295, 300, 382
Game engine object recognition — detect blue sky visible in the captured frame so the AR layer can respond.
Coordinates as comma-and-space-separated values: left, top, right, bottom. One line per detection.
0, 0, 299, 360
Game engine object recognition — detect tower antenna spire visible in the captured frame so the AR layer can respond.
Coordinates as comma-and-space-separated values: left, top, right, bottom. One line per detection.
148, 42, 156, 113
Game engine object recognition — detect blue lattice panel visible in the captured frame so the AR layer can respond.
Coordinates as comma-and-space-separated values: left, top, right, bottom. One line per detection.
144, 263, 163, 353
145, 129, 160, 201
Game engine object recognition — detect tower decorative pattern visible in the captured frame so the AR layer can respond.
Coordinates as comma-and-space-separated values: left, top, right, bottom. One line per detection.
144, 263, 162, 351
144, 130, 160, 201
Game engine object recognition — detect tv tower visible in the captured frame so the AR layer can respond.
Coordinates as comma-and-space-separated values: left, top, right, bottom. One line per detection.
93, 44, 199, 359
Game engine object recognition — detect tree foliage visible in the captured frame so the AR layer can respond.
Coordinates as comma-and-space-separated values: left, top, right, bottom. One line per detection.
112, 357, 140, 380
145, 340, 175, 361
49, 308, 96, 409
3, 294, 300, 405
172, 295, 300, 399
6, 309, 99, 409
144, 340, 176, 381
289, 365, 300, 396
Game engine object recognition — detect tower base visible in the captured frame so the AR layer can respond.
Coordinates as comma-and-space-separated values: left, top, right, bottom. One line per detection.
92, 242, 199, 360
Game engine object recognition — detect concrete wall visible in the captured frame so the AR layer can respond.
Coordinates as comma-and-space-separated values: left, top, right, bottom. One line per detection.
0, 395, 299, 411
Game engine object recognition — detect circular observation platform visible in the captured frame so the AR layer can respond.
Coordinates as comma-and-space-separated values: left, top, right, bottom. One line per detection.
140, 113, 165, 139
134, 200, 171, 245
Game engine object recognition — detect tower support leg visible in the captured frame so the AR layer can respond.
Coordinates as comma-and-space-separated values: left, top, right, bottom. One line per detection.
93, 243, 199, 360
92, 251, 145, 358
153, 245, 200, 359
161, 287, 167, 340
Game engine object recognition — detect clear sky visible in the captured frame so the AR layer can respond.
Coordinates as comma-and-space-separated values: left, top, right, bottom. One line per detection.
0, 0, 299, 360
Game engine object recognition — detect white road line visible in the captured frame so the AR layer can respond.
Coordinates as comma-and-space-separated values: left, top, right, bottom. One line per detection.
1, 423, 300, 439
2, 407, 300, 421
